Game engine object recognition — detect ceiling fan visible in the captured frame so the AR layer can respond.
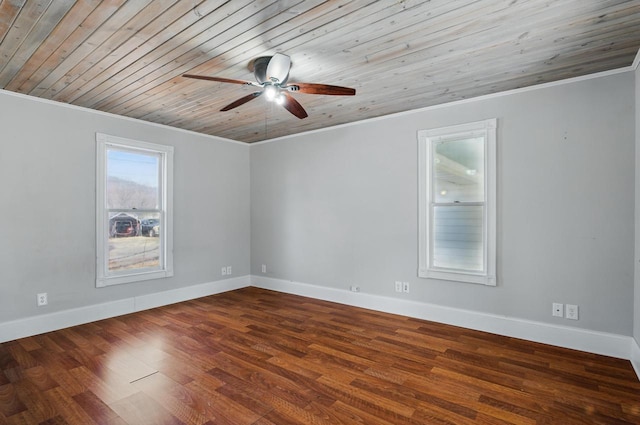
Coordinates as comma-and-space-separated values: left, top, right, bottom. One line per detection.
182, 53, 356, 119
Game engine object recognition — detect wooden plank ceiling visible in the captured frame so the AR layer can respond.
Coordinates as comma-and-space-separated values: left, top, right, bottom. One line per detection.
1, 0, 639, 143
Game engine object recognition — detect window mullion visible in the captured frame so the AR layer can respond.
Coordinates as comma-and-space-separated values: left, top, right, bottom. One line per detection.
432, 202, 484, 207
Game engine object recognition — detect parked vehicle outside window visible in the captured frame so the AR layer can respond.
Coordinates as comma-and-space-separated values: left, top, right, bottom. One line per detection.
141, 219, 160, 236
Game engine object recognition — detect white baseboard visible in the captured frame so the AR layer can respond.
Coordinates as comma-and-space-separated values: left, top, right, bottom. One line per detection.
632, 338, 640, 378
251, 276, 635, 363
0, 275, 250, 343
2, 274, 637, 381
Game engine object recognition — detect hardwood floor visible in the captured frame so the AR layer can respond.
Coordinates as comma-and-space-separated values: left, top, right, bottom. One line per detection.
1, 287, 639, 425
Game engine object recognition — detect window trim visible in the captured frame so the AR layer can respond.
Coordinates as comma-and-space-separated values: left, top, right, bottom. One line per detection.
418, 119, 497, 286
96, 133, 174, 287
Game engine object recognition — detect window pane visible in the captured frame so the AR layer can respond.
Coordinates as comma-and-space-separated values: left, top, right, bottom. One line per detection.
108, 212, 160, 272
434, 137, 484, 203
107, 150, 160, 209
432, 205, 483, 272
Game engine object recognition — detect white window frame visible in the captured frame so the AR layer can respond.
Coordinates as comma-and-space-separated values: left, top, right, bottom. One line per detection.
96, 133, 174, 287
418, 119, 497, 286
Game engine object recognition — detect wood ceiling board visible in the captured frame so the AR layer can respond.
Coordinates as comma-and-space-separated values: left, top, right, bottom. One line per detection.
3, 0, 102, 92
48, 0, 187, 104
0, 0, 638, 143
64, 0, 232, 106
88, 0, 344, 114
18, 0, 131, 97
86, 0, 286, 112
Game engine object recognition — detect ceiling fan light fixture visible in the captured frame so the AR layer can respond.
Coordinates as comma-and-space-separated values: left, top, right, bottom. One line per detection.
264, 84, 277, 100
275, 94, 285, 105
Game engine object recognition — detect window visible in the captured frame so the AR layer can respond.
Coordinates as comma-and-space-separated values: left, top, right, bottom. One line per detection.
418, 119, 496, 285
96, 133, 173, 287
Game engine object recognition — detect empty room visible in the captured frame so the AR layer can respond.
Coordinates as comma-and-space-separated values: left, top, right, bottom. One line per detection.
1, 1, 640, 424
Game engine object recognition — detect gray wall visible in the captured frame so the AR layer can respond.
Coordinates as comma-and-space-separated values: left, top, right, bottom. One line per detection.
635, 63, 640, 344
251, 72, 635, 336
2, 70, 635, 338
0, 91, 251, 323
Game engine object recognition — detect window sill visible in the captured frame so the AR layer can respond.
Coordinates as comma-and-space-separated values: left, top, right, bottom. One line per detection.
97, 269, 173, 288
418, 268, 496, 286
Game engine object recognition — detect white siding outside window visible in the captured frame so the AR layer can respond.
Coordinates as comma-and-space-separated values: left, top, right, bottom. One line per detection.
418, 119, 497, 285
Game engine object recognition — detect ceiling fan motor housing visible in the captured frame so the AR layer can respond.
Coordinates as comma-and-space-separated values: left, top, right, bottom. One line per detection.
252, 56, 271, 84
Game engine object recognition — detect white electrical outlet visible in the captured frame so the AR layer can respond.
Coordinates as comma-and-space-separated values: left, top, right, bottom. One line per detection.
566, 304, 579, 320
350, 285, 360, 292
402, 282, 410, 293
37, 293, 48, 306
552, 303, 563, 317
221, 266, 227, 276
226, 266, 232, 275
261, 264, 267, 273
394, 281, 403, 293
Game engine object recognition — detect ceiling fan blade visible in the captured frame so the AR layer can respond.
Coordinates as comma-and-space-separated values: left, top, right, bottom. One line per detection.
183, 74, 253, 85
289, 83, 356, 96
266, 53, 291, 84
221, 92, 262, 111
281, 92, 308, 119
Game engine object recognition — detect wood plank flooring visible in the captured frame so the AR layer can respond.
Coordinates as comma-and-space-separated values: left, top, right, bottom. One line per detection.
1, 287, 639, 424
